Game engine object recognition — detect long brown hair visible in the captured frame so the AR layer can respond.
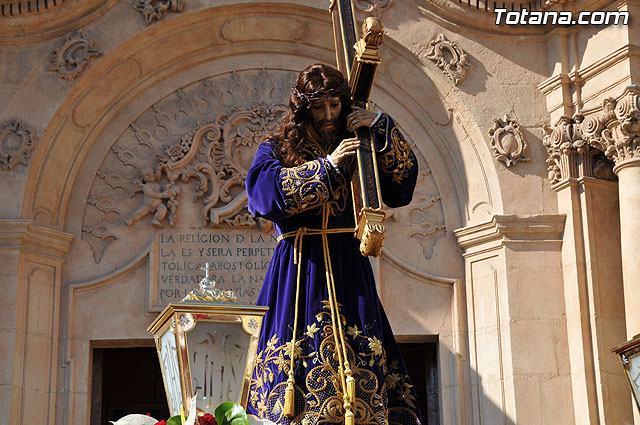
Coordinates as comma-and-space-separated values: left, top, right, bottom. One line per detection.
270, 63, 352, 166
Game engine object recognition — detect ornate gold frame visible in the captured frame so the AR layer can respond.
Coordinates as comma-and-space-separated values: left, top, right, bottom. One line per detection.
612, 334, 640, 412
148, 302, 268, 415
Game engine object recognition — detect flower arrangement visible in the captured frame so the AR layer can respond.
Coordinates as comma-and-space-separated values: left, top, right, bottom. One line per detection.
154, 402, 247, 425
111, 400, 275, 425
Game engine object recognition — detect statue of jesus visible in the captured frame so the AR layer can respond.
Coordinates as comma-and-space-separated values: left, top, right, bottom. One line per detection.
245, 63, 422, 425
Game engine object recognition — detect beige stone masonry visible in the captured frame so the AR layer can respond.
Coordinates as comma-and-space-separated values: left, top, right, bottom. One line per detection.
455, 214, 565, 254
0, 220, 73, 425
539, 3, 637, 123
455, 215, 571, 425
553, 177, 630, 425
556, 85, 640, 341
542, 83, 640, 423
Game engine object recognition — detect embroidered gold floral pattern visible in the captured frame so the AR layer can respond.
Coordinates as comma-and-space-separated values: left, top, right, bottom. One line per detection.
377, 125, 416, 185
280, 159, 330, 215
385, 359, 417, 410
305, 323, 320, 339
279, 134, 349, 216
249, 302, 421, 425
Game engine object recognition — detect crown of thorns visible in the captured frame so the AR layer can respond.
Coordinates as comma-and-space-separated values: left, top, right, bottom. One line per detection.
291, 82, 350, 102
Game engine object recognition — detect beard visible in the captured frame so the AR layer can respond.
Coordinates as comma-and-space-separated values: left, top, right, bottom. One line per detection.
312, 119, 342, 146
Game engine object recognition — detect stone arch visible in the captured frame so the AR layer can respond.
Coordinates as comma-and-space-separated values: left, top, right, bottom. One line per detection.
22, 3, 503, 236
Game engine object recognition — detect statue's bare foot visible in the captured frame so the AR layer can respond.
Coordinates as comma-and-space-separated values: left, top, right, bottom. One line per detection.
151, 219, 162, 227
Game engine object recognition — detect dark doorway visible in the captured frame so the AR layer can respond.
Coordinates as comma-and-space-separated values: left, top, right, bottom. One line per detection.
398, 341, 440, 425
91, 346, 170, 425
90, 343, 437, 424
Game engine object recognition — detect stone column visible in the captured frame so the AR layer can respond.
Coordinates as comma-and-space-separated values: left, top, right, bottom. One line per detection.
0, 220, 73, 425
582, 85, 640, 340
616, 160, 640, 425
543, 115, 631, 425
616, 160, 640, 337
454, 215, 571, 425
547, 85, 640, 424
606, 86, 640, 425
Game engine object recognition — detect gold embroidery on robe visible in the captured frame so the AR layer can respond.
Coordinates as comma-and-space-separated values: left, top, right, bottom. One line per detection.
249, 302, 420, 425
280, 159, 330, 215
377, 124, 415, 185
279, 131, 349, 216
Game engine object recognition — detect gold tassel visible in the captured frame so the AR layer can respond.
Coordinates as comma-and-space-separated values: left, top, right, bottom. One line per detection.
284, 376, 295, 418
344, 408, 355, 425
346, 374, 355, 404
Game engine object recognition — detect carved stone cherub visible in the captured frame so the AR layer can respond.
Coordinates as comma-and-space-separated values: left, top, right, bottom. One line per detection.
126, 166, 176, 227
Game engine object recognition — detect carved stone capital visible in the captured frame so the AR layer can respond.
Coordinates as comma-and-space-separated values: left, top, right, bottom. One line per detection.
543, 85, 640, 176
590, 86, 640, 170
426, 34, 472, 85
0, 120, 35, 170
542, 114, 615, 187
488, 114, 528, 167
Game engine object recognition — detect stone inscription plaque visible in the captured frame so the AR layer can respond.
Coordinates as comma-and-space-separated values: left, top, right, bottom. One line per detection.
157, 228, 276, 305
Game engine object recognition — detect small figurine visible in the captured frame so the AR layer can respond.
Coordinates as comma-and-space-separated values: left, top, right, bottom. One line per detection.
126, 166, 175, 227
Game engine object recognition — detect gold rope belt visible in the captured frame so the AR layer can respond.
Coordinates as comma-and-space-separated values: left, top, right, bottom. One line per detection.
279, 206, 356, 425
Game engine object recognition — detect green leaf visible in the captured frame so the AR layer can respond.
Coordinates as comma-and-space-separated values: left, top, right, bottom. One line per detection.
166, 415, 184, 425
229, 418, 248, 425
215, 402, 234, 425
215, 402, 248, 425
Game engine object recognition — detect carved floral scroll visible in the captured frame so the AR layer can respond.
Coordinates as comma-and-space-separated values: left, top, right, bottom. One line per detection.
488, 114, 529, 167
387, 169, 445, 260
426, 34, 472, 85
46, 30, 102, 81
0, 120, 35, 170
133, 0, 184, 25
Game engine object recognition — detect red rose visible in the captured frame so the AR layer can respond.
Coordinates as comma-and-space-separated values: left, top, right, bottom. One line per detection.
198, 413, 217, 425
154, 421, 167, 425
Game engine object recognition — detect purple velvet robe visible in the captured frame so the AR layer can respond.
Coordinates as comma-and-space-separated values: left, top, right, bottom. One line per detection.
245, 115, 422, 425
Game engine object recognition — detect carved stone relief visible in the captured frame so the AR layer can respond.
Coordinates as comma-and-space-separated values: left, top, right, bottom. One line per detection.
488, 114, 529, 167
354, 0, 393, 15
133, 0, 184, 25
0, 120, 35, 170
83, 69, 294, 262
542, 114, 615, 185
387, 169, 445, 261
45, 30, 102, 81
425, 34, 472, 85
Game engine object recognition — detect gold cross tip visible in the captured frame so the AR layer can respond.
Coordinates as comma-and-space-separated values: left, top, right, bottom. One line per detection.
199, 262, 217, 289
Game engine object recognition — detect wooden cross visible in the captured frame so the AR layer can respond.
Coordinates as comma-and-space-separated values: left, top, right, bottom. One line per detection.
330, 0, 386, 257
